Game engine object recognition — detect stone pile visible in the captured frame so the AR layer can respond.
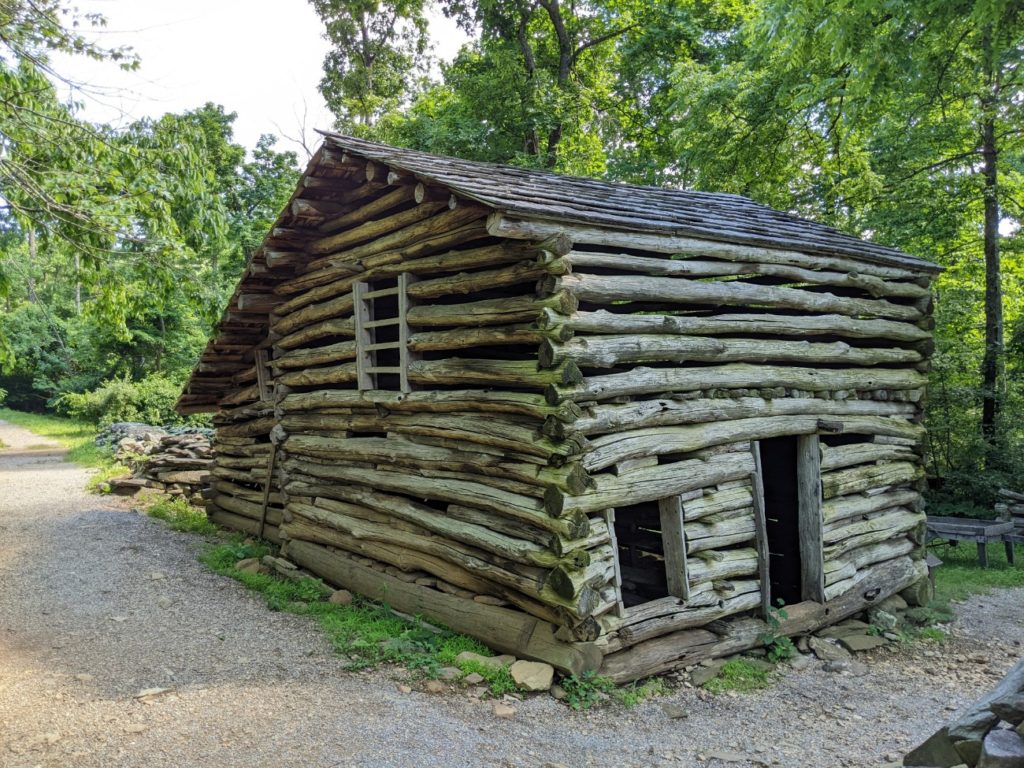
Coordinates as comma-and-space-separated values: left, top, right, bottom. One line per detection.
996, 489, 1024, 540
905, 658, 1024, 767
101, 427, 214, 505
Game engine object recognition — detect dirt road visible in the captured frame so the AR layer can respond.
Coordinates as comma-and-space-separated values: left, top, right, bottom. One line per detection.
0, 419, 1019, 768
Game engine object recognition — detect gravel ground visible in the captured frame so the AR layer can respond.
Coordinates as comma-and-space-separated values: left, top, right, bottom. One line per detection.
0, 418, 1021, 768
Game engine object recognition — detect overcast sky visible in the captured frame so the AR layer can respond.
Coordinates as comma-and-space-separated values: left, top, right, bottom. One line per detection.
50, 0, 467, 157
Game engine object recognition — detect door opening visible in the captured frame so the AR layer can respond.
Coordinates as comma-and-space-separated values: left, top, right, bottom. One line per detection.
758, 436, 803, 606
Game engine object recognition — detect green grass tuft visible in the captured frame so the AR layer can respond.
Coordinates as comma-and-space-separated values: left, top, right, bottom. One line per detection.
932, 541, 1024, 603
704, 659, 773, 694
147, 496, 218, 534
198, 541, 511, 691
454, 659, 518, 694
614, 677, 668, 707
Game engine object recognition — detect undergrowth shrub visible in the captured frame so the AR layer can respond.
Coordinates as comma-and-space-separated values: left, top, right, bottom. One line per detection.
54, 374, 187, 426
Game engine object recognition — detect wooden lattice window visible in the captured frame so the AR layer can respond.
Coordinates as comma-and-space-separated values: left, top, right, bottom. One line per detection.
353, 273, 417, 392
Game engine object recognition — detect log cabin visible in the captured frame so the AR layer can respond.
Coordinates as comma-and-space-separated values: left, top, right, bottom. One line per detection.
177, 134, 939, 683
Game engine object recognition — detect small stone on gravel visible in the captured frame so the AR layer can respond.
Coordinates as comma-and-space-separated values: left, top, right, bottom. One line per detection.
463, 673, 484, 685
424, 680, 445, 694
492, 702, 516, 719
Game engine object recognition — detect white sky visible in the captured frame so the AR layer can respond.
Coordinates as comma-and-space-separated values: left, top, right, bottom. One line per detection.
49, 0, 468, 157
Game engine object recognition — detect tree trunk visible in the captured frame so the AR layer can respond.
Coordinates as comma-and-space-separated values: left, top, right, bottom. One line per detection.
74, 251, 81, 314
980, 24, 1002, 458
26, 228, 37, 303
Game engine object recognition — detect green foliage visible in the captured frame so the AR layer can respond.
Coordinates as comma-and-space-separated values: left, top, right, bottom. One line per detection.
84, 461, 132, 493
614, 677, 668, 708
559, 670, 615, 710
146, 496, 218, 534
198, 540, 500, 681
54, 374, 186, 426
757, 600, 796, 662
310, 0, 431, 130
703, 659, 773, 694
916, 627, 948, 643
454, 659, 518, 695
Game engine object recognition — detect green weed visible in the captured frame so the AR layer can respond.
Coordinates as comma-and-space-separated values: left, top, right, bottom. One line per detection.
198, 541, 508, 691
147, 496, 218, 534
614, 677, 668, 707
704, 659, 773, 694
84, 461, 134, 493
916, 627, 948, 642
560, 670, 616, 710
455, 659, 518, 695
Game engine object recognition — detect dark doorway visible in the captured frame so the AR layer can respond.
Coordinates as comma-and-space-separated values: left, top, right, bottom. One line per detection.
759, 436, 803, 605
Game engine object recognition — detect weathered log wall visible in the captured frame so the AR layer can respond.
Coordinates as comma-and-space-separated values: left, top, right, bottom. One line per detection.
196, 147, 935, 682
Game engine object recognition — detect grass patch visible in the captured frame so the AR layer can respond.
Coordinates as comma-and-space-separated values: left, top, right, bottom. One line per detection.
614, 677, 668, 707
704, 659, 773, 694
0, 408, 111, 467
146, 496, 218, 534
932, 540, 1024, 603
915, 627, 948, 642
560, 671, 616, 710
198, 541, 518, 694
454, 659, 518, 695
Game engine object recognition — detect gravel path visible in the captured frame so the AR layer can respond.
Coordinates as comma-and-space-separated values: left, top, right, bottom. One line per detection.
0, 418, 1020, 768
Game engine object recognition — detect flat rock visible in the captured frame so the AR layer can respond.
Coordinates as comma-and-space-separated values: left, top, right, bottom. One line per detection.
549, 683, 567, 701
808, 636, 852, 662
328, 589, 353, 606
234, 558, 262, 574
424, 680, 445, 694
867, 609, 899, 631
492, 702, 516, 719
463, 673, 484, 685
991, 694, 1024, 726
979, 729, 1024, 767
510, 660, 554, 691
838, 634, 888, 653
438, 666, 462, 681
662, 703, 689, 719
691, 666, 722, 687
455, 651, 515, 669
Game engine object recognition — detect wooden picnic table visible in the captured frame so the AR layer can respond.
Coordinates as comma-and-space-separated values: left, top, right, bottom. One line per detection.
926, 516, 1015, 567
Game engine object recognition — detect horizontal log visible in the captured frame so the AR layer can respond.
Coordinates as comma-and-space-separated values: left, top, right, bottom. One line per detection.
409, 358, 583, 390
274, 318, 355, 351
209, 507, 281, 544
824, 510, 925, 560
548, 364, 929, 404
308, 200, 448, 256
824, 538, 917, 586
820, 442, 916, 471
549, 396, 917, 439
543, 273, 923, 322
547, 452, 756, 516
407, 261, 550, 300
286, 482, 591, 570
581, 415, 923, 473
822, 489, 922, 526
318, 184, 416, 234
409, 324, 570, 353
305, 206, 488, 268
557, 251, 930, 298
822, 461, 925, 499
280, 411, 580, 462
274, 339, 356, 369
284, 434, 592, 494
540, 309, 932, 344
406, 292, 578, 328
541, 335, 922, 370
279, 387, 580, 422
281, 459, 589, 538
284, 539, 602, 675
488, 215, 939, 279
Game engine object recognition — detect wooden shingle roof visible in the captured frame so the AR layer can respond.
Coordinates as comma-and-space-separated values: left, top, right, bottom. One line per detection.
321, 133, 939, 273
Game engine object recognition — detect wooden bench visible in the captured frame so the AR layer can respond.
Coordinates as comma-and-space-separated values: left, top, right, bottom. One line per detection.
925, 516, 1015, 567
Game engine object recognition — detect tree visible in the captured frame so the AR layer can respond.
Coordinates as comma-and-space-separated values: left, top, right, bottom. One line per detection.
671, 0, 1024, 467
309, 0, 431, 130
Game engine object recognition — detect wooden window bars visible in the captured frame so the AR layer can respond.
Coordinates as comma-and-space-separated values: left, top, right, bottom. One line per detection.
353, 273, 417, 392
